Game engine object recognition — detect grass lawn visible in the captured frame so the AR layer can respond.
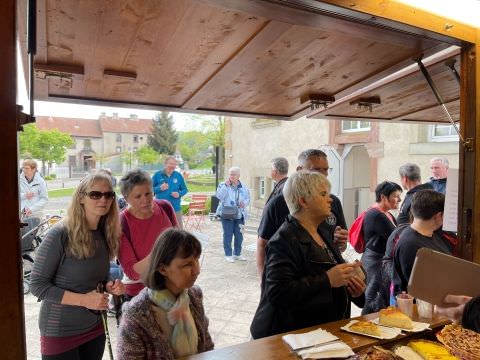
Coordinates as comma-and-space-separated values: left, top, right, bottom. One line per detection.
48, 188, 76, 198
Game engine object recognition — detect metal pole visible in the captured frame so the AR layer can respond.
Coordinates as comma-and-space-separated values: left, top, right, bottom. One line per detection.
415, 58, 464, 143
28, 0, 37, 117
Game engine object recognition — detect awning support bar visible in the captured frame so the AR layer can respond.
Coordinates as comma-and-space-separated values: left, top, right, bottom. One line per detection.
415, 58, 469, 149
445, 58, 461, 85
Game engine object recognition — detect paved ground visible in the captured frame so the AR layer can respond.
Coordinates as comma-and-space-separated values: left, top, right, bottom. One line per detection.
24, 200, 360, 359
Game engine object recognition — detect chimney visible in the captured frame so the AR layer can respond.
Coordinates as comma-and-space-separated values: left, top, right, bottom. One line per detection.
130, 114, 138, 120
112, 112, 119, 120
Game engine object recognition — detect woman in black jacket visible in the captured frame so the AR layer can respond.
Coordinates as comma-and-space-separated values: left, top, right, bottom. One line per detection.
250, 171, 366, 339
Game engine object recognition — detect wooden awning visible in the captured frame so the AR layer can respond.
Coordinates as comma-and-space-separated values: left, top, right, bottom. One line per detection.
17, 0, 465, 123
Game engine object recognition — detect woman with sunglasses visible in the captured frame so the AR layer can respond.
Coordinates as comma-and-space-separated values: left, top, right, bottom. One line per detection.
117, 228, 214, 359
30, 171, 124, 360
118, 169, 178, 299
250, 171, 366, 339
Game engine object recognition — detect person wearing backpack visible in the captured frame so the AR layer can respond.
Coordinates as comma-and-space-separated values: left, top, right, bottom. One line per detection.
118, 169, 179, 299
361, 181, 402, 315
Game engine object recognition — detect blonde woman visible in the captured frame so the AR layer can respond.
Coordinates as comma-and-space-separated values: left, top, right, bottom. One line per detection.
31, 172, 124, 360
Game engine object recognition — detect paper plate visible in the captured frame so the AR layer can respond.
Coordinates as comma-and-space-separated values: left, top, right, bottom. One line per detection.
372, 318, 430, 332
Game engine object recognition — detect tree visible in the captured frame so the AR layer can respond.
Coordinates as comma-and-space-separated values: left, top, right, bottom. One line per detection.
134, 146, 160, 165
148, 112, 178, 154
19, 124, 74, 175
201, 116, 225, 147
177, 131, 210, 166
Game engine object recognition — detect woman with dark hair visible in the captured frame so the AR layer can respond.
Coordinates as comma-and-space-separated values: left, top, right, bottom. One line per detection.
117, 229, 214, 359
361, 180, 402, 315
118, 169, 178, 299
30, 171, 124, 359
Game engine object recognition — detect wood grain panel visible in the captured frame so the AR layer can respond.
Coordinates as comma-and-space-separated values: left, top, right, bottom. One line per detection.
319, 57, 460, 121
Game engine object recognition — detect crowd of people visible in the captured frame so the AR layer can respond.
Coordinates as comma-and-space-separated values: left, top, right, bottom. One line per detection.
22, 150, 479, 360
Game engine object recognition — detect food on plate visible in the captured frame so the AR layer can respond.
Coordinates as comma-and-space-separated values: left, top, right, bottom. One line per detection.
349, 320, 382, 337
437, 324, 480, 360
379, 306, 413, 329
393, 345, 423, 360
408, 340, 457, 360
357, 346, 403, 360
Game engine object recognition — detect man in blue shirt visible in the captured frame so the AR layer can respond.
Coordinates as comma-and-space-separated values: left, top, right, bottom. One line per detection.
152, 156, 188, 227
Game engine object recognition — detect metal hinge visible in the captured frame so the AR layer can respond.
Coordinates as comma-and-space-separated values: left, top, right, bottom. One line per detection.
16, 105, 36, 131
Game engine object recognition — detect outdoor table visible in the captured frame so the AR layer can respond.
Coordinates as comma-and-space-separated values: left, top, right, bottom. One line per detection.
179, 306, 450, 359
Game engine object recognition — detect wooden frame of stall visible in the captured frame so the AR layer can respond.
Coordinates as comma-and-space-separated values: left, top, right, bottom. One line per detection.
0, 1, 479, 358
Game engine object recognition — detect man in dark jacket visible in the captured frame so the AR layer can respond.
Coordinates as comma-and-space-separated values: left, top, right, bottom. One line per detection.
256, 149, 347, 277
397, 163, 433, 224
428, 157, 449, 194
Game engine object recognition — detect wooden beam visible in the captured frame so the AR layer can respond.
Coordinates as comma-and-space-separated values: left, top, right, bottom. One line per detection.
316, 0, 476, 44
0, 0, 27, 359
45, 94, 291, 121
182, 20, 292, 110
318, 114, 451, 125
198, 0, 456, 47
34, 62, 85, 76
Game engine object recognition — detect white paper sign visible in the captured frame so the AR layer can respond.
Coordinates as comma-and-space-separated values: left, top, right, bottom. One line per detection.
442, 168, 458, 232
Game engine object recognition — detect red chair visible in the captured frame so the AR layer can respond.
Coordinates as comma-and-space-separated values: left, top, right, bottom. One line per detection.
184, 194, 208, 231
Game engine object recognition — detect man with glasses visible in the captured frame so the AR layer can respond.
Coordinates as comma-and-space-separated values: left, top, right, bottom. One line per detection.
256, 149, 348, 277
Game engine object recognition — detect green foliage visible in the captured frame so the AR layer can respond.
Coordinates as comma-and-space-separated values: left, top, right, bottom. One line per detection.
177, 131, 210, 166
44, 174, 56, 180
134, 146, 160, 165
19, 124, 74, 173
148, 112, 178, 154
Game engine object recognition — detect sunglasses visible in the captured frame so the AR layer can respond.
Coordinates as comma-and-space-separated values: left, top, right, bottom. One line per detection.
84, 191, 116, 200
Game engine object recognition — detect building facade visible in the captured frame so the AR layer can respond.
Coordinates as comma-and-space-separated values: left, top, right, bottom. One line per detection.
226, 117, 459, 225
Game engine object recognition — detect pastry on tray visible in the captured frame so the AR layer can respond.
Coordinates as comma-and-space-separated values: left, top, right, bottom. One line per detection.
437, 324, 480, 360
349, 320, 382, 337
407, 340, 458, 360
357, 346, 403, 360
393, 345, 423, 360
379, 306, 413, 329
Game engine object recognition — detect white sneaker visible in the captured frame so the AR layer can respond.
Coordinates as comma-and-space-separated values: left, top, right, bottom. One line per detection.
225, 256, 235, 263
233, 255, 247, 261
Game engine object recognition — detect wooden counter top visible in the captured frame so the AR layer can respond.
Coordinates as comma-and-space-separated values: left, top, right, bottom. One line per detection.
181, 307, 450, 359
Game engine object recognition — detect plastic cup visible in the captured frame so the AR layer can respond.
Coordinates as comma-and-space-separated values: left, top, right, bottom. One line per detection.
416, 298, 434, 319
396, 293, 414, 318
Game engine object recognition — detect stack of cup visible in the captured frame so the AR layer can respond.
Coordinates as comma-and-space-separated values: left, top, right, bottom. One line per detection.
416, 298, 434, 319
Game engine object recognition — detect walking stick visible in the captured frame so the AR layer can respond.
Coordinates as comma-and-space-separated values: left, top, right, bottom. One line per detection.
97, 283, 114, 360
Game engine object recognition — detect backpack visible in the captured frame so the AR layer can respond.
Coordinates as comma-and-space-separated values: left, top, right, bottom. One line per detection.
348, 207, 380, 253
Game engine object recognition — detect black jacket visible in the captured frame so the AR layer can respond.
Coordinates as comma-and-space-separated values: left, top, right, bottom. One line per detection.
250, 216, 365, 339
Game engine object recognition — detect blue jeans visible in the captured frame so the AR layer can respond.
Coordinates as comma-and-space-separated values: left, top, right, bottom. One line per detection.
221, 217, 244, 256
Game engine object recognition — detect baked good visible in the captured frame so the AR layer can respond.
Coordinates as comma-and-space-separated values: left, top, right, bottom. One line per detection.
437, 324, 480, 360
408, 340, 457, 360
358, 346, 403, 360
349, 320, 382, 337
393, 345, 423, 360
379, 306, 413, 329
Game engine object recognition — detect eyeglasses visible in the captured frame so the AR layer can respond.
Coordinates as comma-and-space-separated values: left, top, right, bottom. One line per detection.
84, 191, 116, 200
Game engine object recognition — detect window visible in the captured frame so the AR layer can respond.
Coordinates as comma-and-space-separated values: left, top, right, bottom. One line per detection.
115, 146, 122, 153
430, 124, 459, 141
341, 120, 371, 132
116, 134, 122, 142
258, 177, 266, 199
83, 139, 92, 149
133, 135, 139, 143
